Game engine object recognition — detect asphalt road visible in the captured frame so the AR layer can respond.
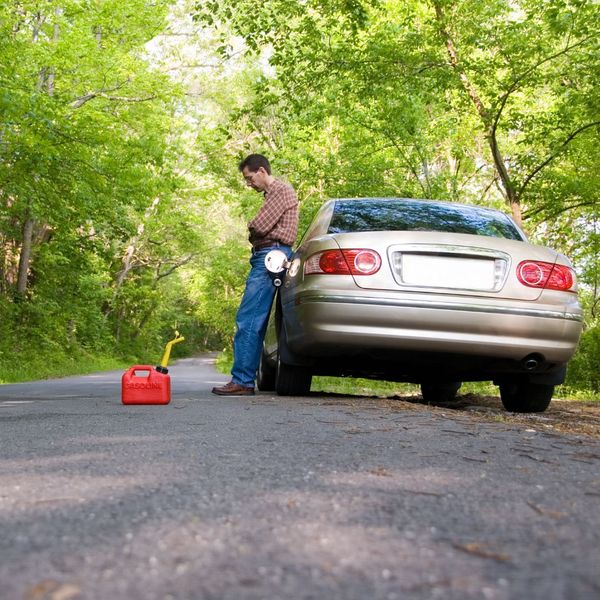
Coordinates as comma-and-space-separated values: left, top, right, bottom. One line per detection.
1, 356, 599, 600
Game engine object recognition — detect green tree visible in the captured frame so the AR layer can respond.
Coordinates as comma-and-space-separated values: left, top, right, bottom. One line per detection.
0, 0, 211, 374
194, 0, 599, 226
192, 0, 599, 390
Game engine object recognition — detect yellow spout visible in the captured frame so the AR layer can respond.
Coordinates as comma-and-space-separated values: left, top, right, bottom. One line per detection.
160, 331, 185, 368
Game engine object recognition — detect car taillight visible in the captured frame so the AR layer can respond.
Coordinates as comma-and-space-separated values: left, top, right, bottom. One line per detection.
516, 260, 575, 292
304, 249, 381, 275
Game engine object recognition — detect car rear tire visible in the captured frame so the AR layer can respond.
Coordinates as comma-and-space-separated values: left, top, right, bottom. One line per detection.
257, 350, 276, 391
276, 354, 312, 396
420, 382, 461, 403
499, 381, 554, 413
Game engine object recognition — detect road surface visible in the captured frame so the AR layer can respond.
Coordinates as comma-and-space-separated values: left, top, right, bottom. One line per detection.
1, 356, 599, 600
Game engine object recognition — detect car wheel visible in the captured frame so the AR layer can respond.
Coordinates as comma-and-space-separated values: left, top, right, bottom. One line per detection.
276, 353, 312, 396
420, 382, 461, 403
256, 350, 276, 391
499, 381, 554, 413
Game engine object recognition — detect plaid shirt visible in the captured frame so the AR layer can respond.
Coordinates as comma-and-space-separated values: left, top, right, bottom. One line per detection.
248, 179, 299, 247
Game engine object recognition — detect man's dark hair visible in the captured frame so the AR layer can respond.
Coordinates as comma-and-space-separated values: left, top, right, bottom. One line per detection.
239, 154, 271, 175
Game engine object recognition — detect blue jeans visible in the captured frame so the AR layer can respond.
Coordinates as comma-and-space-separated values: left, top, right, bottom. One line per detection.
231, 245, 292, 387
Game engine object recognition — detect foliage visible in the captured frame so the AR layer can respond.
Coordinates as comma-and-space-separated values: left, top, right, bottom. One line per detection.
0, 353, 129, 386
565, 324, 600, 393
191, 0, 599, 392
0, 0, 212, 375
194, 0, 599, 223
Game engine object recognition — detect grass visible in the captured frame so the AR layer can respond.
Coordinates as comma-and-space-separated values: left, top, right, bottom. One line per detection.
311, 376, 499, 397
215, 349, 234, 375
5, 345, 597, 403
214, 350, 600, 402
0, 352, 131, 384
554, 385, 600, 403
313, 377, 599, 402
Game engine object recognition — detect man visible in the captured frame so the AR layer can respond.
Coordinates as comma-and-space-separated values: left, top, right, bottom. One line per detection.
212, 154, 299, 396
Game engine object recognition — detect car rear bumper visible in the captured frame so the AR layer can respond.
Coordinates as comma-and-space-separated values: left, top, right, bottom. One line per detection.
284, 292, 583, 362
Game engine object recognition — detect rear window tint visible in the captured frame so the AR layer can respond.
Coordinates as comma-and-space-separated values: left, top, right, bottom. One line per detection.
328, 199, 524, 240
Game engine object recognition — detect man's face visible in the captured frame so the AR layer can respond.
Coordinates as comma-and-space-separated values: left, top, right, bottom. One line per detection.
242, 166, 269, 192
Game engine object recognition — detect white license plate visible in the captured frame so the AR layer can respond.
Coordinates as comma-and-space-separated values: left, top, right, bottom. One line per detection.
400, 254, 496, 289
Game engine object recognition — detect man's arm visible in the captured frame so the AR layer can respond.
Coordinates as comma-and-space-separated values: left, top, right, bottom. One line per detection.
249, 185, 297, 238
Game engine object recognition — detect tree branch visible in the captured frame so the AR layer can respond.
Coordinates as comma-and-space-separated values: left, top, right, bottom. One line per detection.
431, 2, 489, 122
155, 255, 195, 281
517, 121, 600, 198
344, 114, 429, 196
71, 91, 157, 109
522, 199, 599, 221
492, 35, 596, 136
69, 79, 156, 109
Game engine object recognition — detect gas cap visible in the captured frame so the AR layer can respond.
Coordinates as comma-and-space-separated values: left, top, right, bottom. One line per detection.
264, 249, 289, 273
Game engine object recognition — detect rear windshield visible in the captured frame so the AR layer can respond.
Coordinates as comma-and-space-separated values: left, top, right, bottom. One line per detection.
328, 199, 524, 240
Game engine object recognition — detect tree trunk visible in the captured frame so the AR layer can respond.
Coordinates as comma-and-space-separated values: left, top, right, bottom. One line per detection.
487, 125, 522, 226
19, 6, 62, 298
105, 197, 161, 319
431, 1, 522, 226
112, 197, 161, 296
0, 239, 18, 294
16, 216, 34, 296
46, 7, 62, 95
510, 201, 522, 226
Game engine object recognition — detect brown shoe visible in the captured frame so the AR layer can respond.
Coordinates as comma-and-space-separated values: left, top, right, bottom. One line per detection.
211, 381, 255, 396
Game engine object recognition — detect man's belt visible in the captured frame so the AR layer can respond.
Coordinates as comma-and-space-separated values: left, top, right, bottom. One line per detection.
253, 239, 281, 251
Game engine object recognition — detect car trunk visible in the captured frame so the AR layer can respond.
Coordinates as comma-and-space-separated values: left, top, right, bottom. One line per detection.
330, 231, 559, 302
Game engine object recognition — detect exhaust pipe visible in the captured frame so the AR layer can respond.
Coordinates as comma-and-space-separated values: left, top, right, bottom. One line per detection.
522, 354, 544, 371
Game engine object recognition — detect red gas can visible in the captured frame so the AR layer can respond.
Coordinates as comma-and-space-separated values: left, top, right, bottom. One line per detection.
121, 365, 171, 405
